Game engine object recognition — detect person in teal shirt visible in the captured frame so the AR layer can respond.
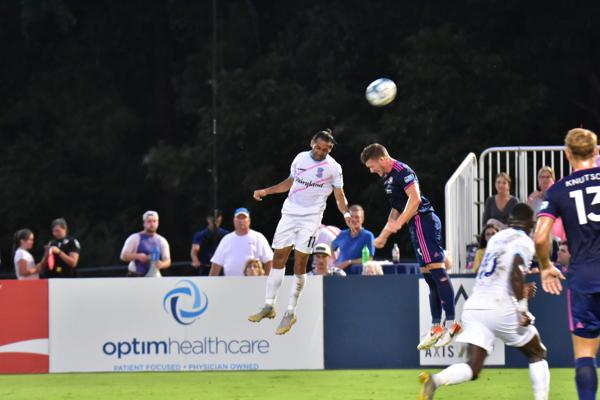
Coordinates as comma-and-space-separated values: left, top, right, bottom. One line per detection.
332, 205, 375, 275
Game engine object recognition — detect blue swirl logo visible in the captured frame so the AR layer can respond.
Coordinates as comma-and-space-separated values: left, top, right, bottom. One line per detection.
163, 280, 209, 325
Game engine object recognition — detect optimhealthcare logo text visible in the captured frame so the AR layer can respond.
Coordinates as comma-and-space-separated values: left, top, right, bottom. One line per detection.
102, 337, 270, 359
163, 279, 208, 325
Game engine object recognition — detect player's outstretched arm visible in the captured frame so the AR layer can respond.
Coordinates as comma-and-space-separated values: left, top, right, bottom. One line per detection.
534, 216, 565, 295
253, 177, 294, 201
333, 187, 351, 227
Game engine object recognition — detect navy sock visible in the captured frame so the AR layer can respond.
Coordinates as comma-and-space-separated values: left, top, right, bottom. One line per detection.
429, 268, 455, 321
424, 273, 442, 324
575, 357, 598, 400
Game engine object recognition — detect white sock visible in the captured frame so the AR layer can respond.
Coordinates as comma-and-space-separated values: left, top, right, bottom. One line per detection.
265, 267, 285, 306
287, 274, 307, 313
433, 363, 473, 387
529, 360, 549, 400
444, 319, 455, 328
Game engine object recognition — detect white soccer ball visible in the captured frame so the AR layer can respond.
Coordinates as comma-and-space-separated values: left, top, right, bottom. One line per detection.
365, 78, 397, 107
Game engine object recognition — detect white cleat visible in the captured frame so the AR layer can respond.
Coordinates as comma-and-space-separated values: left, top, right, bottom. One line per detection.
433, 321, 462, 348
417, 325, 445, 350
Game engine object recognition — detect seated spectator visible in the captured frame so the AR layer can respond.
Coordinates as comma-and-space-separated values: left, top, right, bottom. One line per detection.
472, 224, 499, 273
528, 166, 555, 212
44, 218, 81, 278
121, 210, 171, 277
309, 244, 346, 276
190, 209, 229, 276
362, 260, 383, 276
555, 240, 570, 273
313, 224, 341, 268
244, 258, 266, 276
332, 205, 375, 275
210, 208, 273, 276
13, 229, 46, 280
482, 172, 519, 227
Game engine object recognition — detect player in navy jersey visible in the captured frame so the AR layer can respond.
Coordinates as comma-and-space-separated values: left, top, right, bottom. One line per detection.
361, 143, 460, 349
535, 128, 600, 400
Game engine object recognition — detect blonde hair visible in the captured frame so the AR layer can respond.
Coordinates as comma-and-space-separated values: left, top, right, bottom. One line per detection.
495, 172, 511, 185
565, 128, 597, 160
537, 166, 555, 181
243, 258, 265, 276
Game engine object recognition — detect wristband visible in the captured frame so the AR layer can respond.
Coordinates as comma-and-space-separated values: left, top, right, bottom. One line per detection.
517, 298, 528, 313
344, 212, 351, 219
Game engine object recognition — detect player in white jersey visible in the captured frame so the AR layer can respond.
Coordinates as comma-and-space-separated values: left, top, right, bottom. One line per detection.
419, 203, 550, 400
248, 129, 352, 334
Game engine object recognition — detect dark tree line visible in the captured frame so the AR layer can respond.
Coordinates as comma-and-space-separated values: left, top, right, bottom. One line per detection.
1, 0, 599, 271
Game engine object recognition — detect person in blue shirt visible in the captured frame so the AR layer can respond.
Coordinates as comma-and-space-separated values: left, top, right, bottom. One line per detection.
190, 209, 229, 276
535, 128, 600, 400
361, 143, 460, 350
332, 204, 375, 275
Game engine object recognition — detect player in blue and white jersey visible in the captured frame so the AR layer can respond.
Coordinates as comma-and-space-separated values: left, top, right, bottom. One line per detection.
419, 203, 549, 400
360, 143, 460, 349
535, 128, 600, 400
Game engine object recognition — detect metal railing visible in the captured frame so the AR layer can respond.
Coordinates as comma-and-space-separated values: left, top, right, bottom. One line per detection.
479, 146, 570, 218
444, 153, 478, 273
446, 146, 571, 273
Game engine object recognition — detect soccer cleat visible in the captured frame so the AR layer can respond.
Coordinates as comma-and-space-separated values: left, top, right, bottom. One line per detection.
417, 325, 445, 350
248, 305, 276, 322
418, 372, 436, 400
433, 321, 462, 348
275, 311, 297, 335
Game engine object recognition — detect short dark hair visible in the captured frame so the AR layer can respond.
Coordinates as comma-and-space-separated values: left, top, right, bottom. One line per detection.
312, 128, 336, 144
360, 143, 389, 164
207, 209, 222, 219
13, 228, 33, 253
508, 203, 535, 226
51, 218, 68, 230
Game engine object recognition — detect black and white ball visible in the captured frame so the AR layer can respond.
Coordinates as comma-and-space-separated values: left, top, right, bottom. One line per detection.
365, 78, 397, 107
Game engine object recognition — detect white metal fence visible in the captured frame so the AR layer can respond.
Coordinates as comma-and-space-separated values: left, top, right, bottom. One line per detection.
446, 146, 570, 273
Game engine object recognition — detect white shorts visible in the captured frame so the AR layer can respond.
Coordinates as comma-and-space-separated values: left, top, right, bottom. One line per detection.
272, 213, 322, 254
456, 307, 538, 354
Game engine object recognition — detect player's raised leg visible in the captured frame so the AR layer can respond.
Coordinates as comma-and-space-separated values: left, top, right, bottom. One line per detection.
419, 343, 485, 400
276, 249, 310, 335
248, 246, 291, 322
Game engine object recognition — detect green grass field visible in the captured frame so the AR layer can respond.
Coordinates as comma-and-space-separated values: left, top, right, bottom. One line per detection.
0, 369, 576, 399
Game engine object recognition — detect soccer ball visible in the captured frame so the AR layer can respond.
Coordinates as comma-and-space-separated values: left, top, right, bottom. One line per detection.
365, 78, 397, 107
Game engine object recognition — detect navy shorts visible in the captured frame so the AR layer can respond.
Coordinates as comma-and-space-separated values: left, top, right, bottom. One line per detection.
568, 289, 600, 339
407, 212, 445, 267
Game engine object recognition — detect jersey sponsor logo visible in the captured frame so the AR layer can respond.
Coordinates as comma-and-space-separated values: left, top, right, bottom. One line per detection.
295, 176, 325, 189
404, 174, 415, 183
539, 201, 549, 210
163, 280, 209, 325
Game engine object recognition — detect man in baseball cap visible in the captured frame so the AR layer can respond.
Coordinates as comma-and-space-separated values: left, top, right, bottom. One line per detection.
310, 243, 345, 276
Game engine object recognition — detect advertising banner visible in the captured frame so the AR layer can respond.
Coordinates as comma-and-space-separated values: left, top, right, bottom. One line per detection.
419, 277, 505, 366
0, 280, 49, 373
49, 277, 324, 373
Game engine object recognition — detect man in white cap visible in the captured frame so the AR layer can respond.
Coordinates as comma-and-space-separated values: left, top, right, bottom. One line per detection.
121, 210, 171, 277
209, 208, 273, 276
309, 243, 346, 276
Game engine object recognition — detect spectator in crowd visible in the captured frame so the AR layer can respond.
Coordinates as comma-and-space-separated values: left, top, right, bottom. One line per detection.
362, 260, 384, 276
309, 243, 346, 276
44, 218, 80, 278
13, 229, 46, 280
313, 224, 341, 267
210, 208, 273, 276
332, 204, 375, 275
555, 240, 570, 273
528, 166, 555, 212
472, 224, 499, 273
121, 210, 171, 277
482, 172, 519, 227
190, 209, 229, 276
244, 258, 266, 276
